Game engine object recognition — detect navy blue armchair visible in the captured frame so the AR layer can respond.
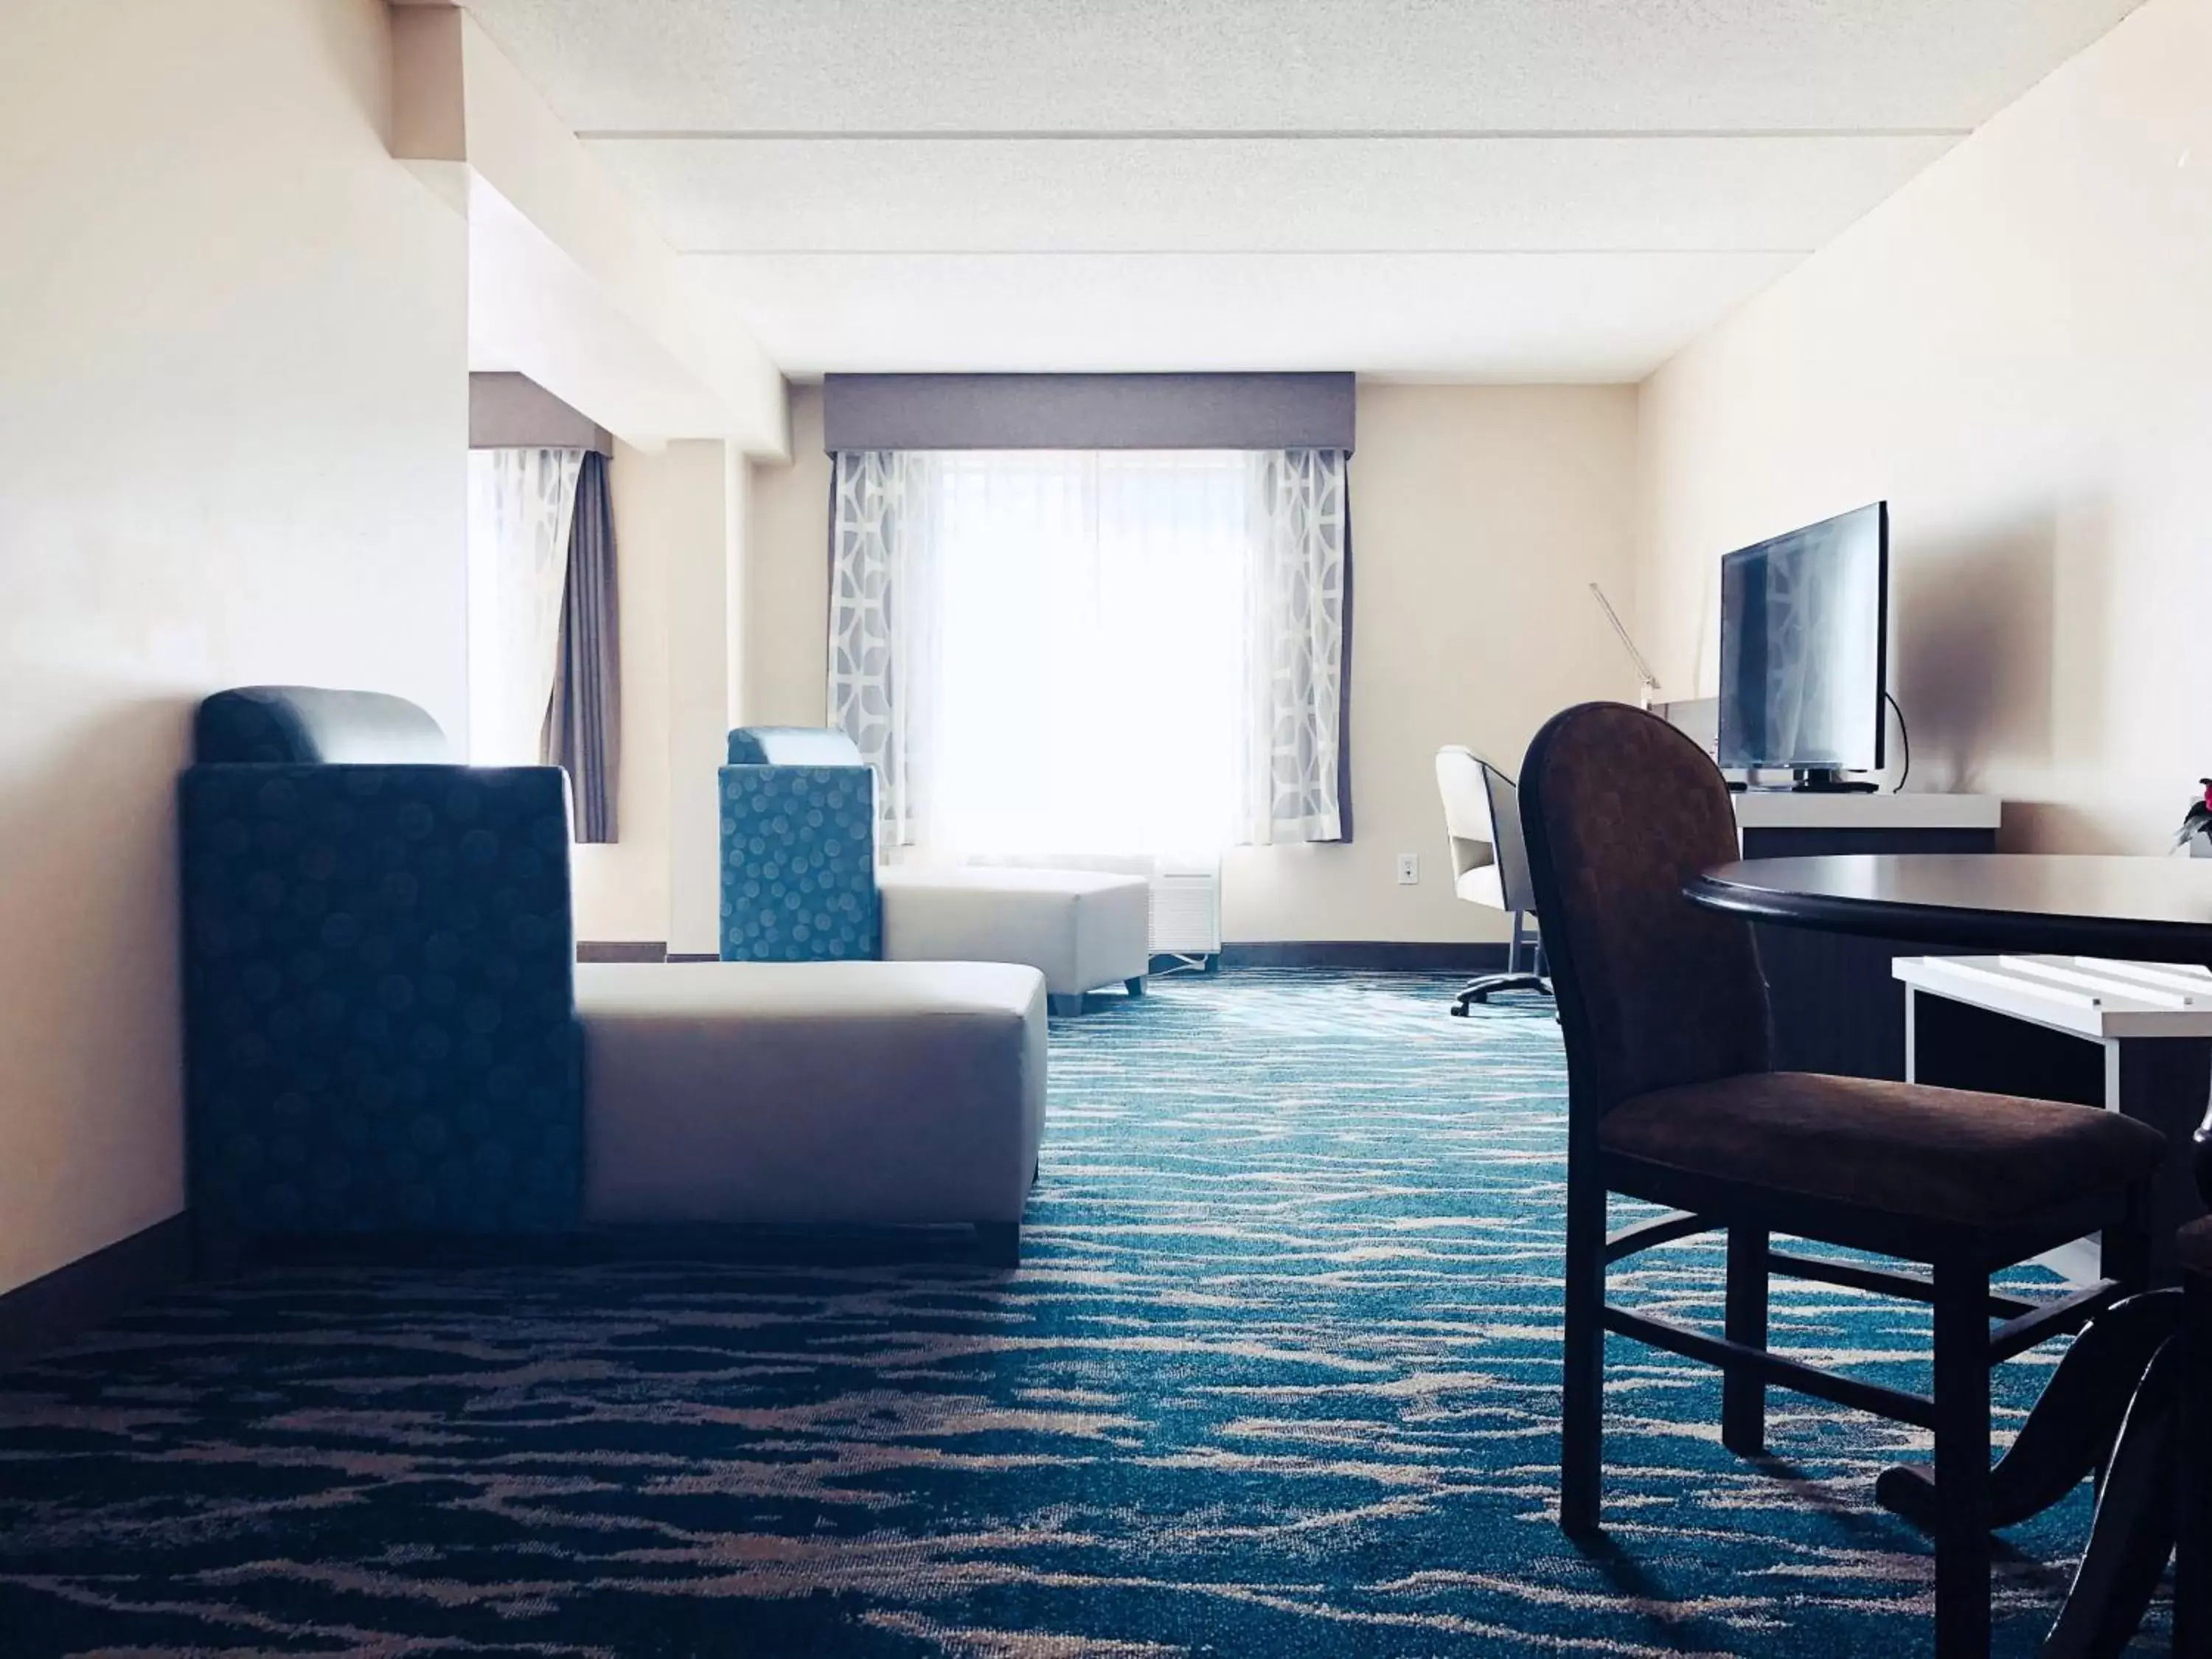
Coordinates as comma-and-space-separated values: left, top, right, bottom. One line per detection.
180, 688, 582, 1248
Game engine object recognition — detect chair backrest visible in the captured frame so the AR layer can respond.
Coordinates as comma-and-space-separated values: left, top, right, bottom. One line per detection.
1435, 746, 1497, 885
728, 726, 866, 767
1435, 745, 1537, 914
195, 686, 451, 764
181, 687, 580, 1239
717, 731, 879, 962
1481, 763, 1538, 915
1517, 702, 1770, 1116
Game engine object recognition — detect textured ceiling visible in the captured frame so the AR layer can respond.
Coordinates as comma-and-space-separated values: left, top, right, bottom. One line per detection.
461, 0, 2143, 379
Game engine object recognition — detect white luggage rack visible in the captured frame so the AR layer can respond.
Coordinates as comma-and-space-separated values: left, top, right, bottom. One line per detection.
1892, 954, 2212, 1284
1893, 955, 2212, 1040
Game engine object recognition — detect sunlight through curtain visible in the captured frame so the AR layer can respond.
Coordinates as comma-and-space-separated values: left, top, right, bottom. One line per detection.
827, 448, 1350, 858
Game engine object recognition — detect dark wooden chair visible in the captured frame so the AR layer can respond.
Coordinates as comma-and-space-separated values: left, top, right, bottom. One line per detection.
1516, 701, 2168, 1659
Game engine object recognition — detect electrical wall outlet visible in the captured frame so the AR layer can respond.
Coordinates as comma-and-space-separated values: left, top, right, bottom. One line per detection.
1396, 853, 1420, 886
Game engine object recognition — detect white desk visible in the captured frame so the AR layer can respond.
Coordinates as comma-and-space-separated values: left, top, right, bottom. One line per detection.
1732, 791, 2001, 832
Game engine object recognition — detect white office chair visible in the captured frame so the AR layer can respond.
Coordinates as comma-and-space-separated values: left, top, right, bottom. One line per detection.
1434, 745, 1551, 1013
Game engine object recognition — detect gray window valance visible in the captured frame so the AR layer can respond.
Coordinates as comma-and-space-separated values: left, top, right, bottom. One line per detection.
470, 372, 612, 456
821, 372, 1355, 454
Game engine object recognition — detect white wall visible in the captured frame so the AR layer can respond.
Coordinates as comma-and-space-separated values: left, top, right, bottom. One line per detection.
745, 389, 835, 726
742, 382, 1641, 945
1635, 0, 2212, 853
0, 0, 469, 1295
392, 6, 788, 455
664, 442, 749, 955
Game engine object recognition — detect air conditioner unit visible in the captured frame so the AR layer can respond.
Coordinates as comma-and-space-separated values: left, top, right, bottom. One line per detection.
969, 852, 1221, 959
1146, 857, 1223, 957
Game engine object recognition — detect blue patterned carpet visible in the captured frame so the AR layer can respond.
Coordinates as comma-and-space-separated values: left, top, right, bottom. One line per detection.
0, 970, 2163, 1656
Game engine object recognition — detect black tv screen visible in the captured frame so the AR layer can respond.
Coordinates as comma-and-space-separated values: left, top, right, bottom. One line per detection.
1716, 502, 1888, 774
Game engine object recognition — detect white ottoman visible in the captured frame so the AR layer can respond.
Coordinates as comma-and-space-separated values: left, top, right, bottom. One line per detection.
877, 866, 1152, 1015
577, 961, 1046, 1263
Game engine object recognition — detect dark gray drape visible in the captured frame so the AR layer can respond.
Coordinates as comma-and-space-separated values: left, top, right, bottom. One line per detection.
1336, 471, 1356, 843
543, 451, 619, 842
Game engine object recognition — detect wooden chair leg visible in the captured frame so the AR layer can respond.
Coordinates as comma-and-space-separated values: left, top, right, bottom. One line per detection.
1559, 1169, 1606, 1536
1933, 1261, 1993, 1659
1723, 1225, 1768, 1456
2098, 1178, 2154, 1294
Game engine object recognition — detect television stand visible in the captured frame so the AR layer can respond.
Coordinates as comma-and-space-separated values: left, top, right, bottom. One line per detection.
1787, 768, 1878, 794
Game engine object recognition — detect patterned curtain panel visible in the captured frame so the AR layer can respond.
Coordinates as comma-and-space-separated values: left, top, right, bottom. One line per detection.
827, 451, 933, 845
543, 451, 619, 842
1243, 449, 1352, 844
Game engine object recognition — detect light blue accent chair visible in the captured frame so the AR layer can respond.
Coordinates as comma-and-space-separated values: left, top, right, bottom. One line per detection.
718, 728, 880, 962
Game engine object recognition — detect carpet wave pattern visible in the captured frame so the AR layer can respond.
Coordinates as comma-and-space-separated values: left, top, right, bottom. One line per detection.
0, 970, 2159, 1655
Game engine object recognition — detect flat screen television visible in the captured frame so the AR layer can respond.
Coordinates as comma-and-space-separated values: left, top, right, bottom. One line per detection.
1716, 501, 1888, 790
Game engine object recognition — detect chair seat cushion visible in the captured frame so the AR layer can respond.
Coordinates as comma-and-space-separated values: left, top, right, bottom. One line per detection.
1601, 1071, 2166, 1229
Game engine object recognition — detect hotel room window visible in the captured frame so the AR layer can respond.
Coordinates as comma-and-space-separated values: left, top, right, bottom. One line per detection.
827, 447, 1350, 862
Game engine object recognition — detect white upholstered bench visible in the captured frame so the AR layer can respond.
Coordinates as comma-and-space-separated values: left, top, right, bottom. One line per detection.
877, 866, 1152, 1016
577, 961, 1047, 1264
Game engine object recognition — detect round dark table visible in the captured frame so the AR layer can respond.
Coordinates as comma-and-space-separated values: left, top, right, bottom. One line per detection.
1688, 852, 2212, 964
1686, 851, 2212, 1655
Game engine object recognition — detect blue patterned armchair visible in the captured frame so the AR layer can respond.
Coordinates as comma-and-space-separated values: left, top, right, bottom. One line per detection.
718, 728, 879, 961
181, 688, 582, 1250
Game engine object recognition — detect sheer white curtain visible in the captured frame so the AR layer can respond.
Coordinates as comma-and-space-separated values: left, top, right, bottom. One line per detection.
467, 448, 582, 765
826, 447, 1349, 858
